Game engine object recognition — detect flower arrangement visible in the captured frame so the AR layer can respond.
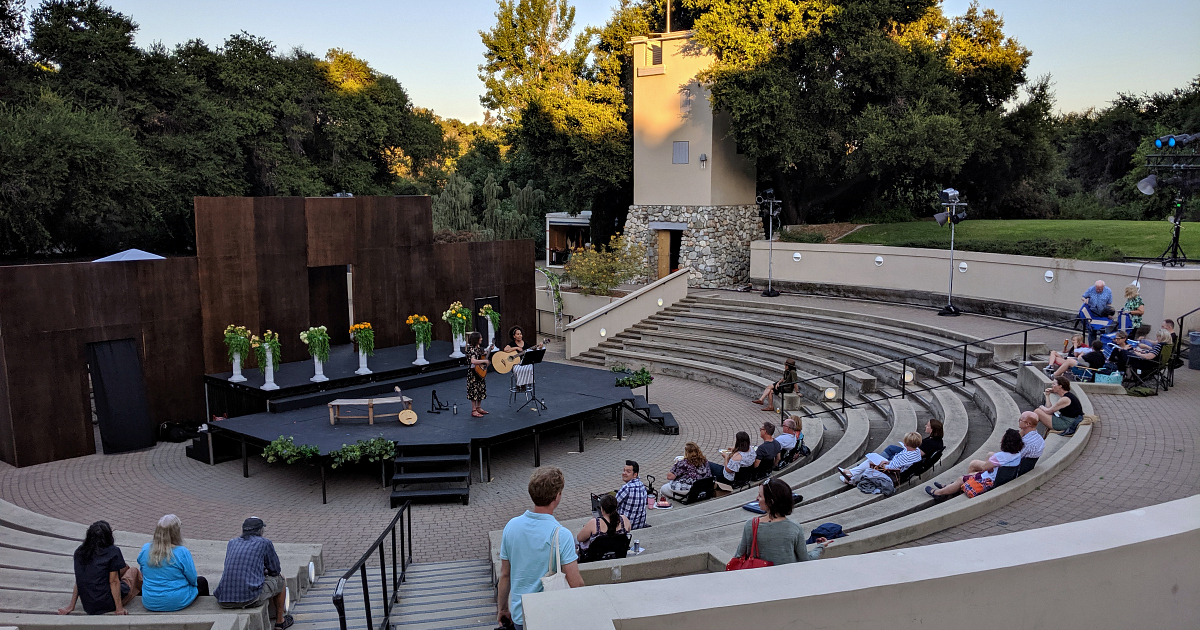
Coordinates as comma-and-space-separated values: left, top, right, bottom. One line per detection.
300, 326, 331, 362
252, 330, 282, 370
406, 314, 432, 348
442, 301, 470, 337
350, 322, 375, 356
479, 304, 501, 330
223, 324, 252, 363
262, 436, 319, 464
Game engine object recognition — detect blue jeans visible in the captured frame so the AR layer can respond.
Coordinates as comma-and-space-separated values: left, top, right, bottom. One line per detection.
881, 444, 904, 460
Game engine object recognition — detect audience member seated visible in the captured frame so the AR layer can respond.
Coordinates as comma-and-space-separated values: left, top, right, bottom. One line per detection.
838, 432, 924, 485
1161, 319, 1178, 346
1107, 331, 1133, 372
59, 521, 141, 616
1046, 334, 1087, 375
1122, 285, 1147, 338
1033, 376, 1085, 437
1017, 412, 1044, 474
709, 431, 755, 486
883, 418, 943, 462
1082, 280, 1114, 317
659, 442, 712, 500
753, 358, 797, 412
733, 479, 826, 566
214, 517, 293, 630
615, 460, 648, 530
138, 514, 208, 612
926, 429, 1024, 501
575, 494, 631, 563
751, 422, 782, 474
775, 417, 801, 452
1051, 340, 1105, 379
1127, 329, 1170, 373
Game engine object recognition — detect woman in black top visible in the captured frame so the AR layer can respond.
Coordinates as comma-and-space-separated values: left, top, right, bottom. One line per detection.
1033, 376, 1085, 436
754, 358, 797, 411
882, 418, 944, 462
60, 521, 141, 615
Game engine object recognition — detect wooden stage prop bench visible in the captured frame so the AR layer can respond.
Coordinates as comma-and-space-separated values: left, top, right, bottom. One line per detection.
328, 395, 412, 425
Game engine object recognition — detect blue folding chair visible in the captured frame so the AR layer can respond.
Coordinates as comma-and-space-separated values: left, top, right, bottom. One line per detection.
1077, 305, 1110, 344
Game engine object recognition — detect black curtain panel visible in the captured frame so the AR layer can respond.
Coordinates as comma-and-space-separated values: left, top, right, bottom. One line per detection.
87, 339, 156, 454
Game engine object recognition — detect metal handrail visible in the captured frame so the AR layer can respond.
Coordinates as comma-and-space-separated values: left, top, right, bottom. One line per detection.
332, 502, 412, 630
772, 316, 1082, 424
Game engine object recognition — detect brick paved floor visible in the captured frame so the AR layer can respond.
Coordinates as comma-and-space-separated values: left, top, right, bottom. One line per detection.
0, 350, 783, 567
901, 366, 1200, 547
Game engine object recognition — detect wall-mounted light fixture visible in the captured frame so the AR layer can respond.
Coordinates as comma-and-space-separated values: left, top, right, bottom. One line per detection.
958, 262, 968, 273
657, 298, 664, 306
1044, 270, 1055, 283
824, 387, 837, 400
904, 371, 914, 383
699, 153, 708, 169
793, 252, 802, 262
874, 256, 884, 266
600, 328, 607, 337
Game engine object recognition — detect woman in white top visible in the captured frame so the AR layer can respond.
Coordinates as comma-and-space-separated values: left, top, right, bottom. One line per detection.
927, 429, 1023, 500
708, 431, 753, 483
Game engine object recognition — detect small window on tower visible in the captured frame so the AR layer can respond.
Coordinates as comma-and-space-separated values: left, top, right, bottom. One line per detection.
672, 141, 689, 164
648, 44, 663, 66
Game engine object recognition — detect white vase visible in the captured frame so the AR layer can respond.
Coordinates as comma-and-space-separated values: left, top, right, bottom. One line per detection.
310, 356, 328, 382
230, 351, 247, 383
486, 320, 496, 348
450, 333, 465, 358
356, 349, 372, 375
261, 346, 280, 391
413, 343, 429, 366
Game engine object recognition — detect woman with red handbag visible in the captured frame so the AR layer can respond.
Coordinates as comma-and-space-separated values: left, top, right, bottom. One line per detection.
727, 479, 826, 570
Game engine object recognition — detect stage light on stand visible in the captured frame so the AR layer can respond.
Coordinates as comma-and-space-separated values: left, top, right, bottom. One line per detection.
1137, 174, 1157, 196
936, 188, 967, 316
757, 189, 782, 297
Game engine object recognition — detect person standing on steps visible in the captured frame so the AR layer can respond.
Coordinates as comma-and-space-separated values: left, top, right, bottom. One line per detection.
498, 467, 584, 630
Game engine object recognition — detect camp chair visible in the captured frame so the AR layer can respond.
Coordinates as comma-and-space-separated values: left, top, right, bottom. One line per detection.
992, 464, 1020, 488
1076, 305, 1110, 343
1125, 343, 1173, 393
897, 447, 943, 485
678, 477, 716, 505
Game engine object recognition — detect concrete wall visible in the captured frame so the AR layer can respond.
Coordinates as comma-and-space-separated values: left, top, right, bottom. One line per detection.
565, 269, 690, 358
751, 241, 1200, 332
630, 33, 755, 206
522, 495, 1200, 630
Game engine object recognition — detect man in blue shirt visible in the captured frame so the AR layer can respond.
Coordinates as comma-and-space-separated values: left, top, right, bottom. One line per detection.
498, 467, 584, 630
1082, 280, 1114, 317
214, 517, 291, 630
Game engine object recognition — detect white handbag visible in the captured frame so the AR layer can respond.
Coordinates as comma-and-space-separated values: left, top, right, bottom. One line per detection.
540, 527, 570, 592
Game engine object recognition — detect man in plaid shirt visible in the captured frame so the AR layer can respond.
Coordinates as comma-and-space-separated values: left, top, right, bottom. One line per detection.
214, 517, 292, 629
615, 460, 648, 530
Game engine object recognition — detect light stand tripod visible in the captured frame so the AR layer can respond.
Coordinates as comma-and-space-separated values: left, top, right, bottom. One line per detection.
934, 189, 968, 317
758, 190, 782, 297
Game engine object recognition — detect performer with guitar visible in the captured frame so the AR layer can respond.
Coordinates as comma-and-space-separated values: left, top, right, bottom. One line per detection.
466, 331, 489, 417
498, 326, 546, 390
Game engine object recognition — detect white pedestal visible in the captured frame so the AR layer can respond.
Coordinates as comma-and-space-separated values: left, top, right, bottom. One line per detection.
230, 352, 247, 383
355, 349, 372, 375
486, 320, 496, 348
310, 356, 328, 382
413, 343, 429, 366
449, 333, 465, 358
261, 347, 280, 391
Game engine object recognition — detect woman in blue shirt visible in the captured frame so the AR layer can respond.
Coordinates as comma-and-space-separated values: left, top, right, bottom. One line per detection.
137, 514, 208, 612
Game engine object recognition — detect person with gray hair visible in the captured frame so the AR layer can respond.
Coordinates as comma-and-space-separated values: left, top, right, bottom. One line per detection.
1082, 280, 1114, 317
214, 517, 292, 629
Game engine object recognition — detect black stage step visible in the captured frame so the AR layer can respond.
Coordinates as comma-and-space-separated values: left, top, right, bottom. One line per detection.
393, 453, 471, 466
661, 412, 680, 435
267, 366, 463, 413
391, 487, 470, 506
647, 404, 666, 420
630, 395, 650, 411
391, 471, 471, 484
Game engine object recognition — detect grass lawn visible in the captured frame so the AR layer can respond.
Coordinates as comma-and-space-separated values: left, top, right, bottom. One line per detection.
838, 220, 1198, 258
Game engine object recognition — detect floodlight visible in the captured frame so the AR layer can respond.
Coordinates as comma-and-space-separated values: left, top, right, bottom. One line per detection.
939, 188, 959, 204
1155, 136, 1174, 149
1137, 174, 1157, 196
934, 212, 950, 227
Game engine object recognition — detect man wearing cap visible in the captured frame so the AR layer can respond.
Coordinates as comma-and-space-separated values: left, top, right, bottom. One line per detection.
214, 517, 292, 630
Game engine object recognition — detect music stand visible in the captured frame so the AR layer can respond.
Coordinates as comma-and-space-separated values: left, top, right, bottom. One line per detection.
518, 348, 548, 414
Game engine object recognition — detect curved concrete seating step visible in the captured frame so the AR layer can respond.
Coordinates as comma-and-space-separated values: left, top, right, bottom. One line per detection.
0, 590, 269, 629
0, 613, 249, 630
636, 329, 877, 394
802, 378, 1022, 535
653, 320, 907, 386
691, 296, 1005, 365
616, 339, 840, 401
675, 302, 994, 369
602, 348, 783, 400
662, 311, 953, 377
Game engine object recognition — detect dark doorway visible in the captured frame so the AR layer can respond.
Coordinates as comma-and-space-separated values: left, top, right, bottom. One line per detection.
669, 230, 683, 273
475, 296, 500, 346
309, 266, 351, 345
86, 339, 156, 454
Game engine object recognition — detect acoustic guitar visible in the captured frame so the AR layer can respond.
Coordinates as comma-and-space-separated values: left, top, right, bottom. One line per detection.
491, 340, 550, 374
472, 344, 497, 379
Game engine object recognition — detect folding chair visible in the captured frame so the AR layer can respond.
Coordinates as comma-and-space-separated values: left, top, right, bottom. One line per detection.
1076, 305, 1110, 344
1126, 343, 1174, 392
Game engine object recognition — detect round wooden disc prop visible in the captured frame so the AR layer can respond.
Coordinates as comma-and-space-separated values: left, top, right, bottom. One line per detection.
398, 410, 418, 426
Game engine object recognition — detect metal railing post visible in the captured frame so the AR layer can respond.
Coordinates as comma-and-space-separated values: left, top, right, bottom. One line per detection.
962, 344, 968, 386
1022, 331, 1028, 362
378, 544, 389, 619
360, 564, 373, 630
901, 359, 906, 399
391, 526, 398, 595
841, 372, 847, 410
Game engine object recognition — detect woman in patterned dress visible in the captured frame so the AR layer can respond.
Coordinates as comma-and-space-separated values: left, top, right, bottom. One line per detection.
466, 331, 489, 417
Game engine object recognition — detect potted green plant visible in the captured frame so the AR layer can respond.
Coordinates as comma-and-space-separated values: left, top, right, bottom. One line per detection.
300, 326, 331, 382
223, 325, 252, 383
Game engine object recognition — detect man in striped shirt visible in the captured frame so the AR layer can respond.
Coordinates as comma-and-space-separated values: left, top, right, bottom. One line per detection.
839, 432, 924, 484
1018, 412, 1045, 460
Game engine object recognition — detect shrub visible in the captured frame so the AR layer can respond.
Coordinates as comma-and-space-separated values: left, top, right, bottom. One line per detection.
563, 234, 647, 296
779, 231, 826, 244
886, 237, 1124, 262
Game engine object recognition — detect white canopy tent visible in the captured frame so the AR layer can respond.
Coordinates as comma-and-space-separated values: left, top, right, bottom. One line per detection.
92, 249, 166, 263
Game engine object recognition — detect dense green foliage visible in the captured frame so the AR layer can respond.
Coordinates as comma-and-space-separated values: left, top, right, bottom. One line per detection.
839, 220, 1200, 259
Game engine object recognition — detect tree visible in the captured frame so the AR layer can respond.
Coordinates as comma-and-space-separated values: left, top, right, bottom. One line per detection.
478, 0, 587, 121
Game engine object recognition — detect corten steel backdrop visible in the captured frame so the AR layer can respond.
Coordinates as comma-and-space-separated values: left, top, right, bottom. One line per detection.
0, 195, 533, 467
0, 258, 205, 467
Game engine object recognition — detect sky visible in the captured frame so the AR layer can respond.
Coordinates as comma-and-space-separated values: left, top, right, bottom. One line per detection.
102, 0, 1199, 123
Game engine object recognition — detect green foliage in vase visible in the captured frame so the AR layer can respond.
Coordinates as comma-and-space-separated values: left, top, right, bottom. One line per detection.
223, 325, 253, 364
251, 330, 282, 370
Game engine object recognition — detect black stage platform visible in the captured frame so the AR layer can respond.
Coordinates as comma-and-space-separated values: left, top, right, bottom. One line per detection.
204, 340, 463, 417
207, 361, 632, 497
